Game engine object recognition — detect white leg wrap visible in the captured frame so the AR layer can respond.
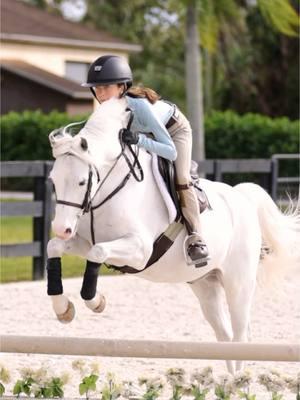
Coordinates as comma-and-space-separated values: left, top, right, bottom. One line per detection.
51, 294, 69, 315
84, 293, 101, 310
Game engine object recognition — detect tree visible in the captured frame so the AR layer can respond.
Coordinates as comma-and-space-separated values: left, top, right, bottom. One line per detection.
178, 0, 299, 159
26, 0, 300, 153
185, 0, 205, 160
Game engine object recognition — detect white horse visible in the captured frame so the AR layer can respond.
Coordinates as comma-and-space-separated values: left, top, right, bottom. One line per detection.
47, 97, 299, 373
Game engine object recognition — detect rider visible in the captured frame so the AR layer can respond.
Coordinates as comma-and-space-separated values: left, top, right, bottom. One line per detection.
82, 54, 209, 267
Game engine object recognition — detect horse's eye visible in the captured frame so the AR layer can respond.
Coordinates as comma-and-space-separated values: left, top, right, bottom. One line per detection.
79, 180, 86, 186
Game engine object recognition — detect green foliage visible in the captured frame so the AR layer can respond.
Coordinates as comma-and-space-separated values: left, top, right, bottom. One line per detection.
101, 373, 122, 400
33, 377, 64, 398
1, 110, 86, 161
26, 0, 299, 119
257, 0, 299, 37
82, 0, 187, 111
13, 377, 34, 396
0, 382, 5, 396
214, 385, 231, 399
215, 7, 299, 119
79, 374, 98, 397
2, 110, 298, 162
1, 364, 299, 399
190, 385, 209, 399
237, 390, 256, 399
138, 376, 164, 399
205, 110, 299, 158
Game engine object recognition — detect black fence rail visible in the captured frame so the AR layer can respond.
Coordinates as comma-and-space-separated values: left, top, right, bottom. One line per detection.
1, 161, 53, 280
1, 157, 298, 280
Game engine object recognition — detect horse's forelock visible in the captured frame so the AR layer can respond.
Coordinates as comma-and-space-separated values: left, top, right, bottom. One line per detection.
52, 135, 93, 165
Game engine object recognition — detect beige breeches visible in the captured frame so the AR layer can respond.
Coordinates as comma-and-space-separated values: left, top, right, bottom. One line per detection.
167, 109, 201, 233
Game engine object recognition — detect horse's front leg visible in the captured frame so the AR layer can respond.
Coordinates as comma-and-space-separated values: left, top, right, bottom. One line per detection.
80, 260, 106, 314
47, 235, 91, 323
86, 233, 151, 269
80, 233, 151, 315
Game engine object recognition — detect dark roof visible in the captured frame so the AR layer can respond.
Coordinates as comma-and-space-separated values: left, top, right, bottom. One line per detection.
1, 59, 92, 99
1, 0, 141, 51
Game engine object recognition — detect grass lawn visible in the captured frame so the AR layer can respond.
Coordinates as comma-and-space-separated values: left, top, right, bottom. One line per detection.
0, 201, 117, 282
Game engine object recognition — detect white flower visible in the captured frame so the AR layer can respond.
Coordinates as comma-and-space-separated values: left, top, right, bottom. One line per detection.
90, 361, 100, 375
60, 371, 70, 385
191, 366, 214, 388
19, 366, 36, 380
165, 367, 186, 386
233, 369, 252, 389
258, 372, 285, 393
71, 359, 90, 377
122, 381, 142, 398
284, 373, 300, 394
31, 366, 49, 385
0, 364, 11, 384
31, 382, 41, 395
215, 374, 235, 395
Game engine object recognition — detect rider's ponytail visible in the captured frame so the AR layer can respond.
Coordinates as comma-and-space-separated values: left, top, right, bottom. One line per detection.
126, 86, 161, 104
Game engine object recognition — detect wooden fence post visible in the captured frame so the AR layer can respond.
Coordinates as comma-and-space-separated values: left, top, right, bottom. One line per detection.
214, 160, 222, 181
271, 157, 279, 202
32, 162, 53, 280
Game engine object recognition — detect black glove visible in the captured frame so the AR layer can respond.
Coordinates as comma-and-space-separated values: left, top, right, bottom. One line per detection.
120, 128, 139, 145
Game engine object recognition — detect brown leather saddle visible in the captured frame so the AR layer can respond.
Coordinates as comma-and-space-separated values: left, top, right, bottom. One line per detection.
157, 156, 211, 216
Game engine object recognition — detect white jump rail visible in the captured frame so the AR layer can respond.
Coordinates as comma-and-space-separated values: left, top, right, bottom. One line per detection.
1, 335, 299, 362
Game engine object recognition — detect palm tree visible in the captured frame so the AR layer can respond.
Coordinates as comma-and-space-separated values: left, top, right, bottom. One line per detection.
185, 0, 205, 161
182, 0, 299, 161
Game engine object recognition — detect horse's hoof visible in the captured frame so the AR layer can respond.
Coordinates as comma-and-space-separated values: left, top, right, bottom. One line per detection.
56, 301, 75, 323
93, 294, 106, 313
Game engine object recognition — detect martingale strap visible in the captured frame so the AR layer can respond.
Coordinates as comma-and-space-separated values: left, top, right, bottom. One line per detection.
108, 220, 184, 274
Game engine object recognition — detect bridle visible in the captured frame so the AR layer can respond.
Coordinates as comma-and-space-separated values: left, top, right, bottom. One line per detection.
55, 164, 99, 214
54, 111, 144, 244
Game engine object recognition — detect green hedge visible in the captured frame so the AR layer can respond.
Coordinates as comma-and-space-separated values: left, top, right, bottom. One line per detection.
205, 111, 299, 159
1, 110, 87, 161
1, 109, 298, 162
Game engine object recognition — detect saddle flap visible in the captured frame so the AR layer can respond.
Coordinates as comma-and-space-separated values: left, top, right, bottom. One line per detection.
157, 156, 211, 215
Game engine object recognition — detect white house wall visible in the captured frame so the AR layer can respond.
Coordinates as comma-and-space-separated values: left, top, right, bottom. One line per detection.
1, 42, 128, 78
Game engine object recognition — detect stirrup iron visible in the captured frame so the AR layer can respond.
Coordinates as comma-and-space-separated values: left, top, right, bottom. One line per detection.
183, 233, 210, 267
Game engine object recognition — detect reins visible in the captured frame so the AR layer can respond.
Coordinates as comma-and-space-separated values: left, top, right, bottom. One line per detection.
89, 141, 143, 244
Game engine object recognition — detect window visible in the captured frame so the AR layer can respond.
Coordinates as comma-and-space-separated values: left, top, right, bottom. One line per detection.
65, 61, 90, 84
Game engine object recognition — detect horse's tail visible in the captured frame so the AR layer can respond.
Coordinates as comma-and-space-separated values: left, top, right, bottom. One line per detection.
234, 183, 300, 285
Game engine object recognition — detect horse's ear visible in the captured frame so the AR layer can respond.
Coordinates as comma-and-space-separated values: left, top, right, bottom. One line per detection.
80, 137, 88, 151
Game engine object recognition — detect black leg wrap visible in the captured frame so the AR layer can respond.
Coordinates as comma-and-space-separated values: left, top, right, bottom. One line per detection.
80, 260, 100, 300
47, 258, 63, 295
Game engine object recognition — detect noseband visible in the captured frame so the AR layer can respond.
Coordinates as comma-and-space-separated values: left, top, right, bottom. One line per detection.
55, 164, 98, 214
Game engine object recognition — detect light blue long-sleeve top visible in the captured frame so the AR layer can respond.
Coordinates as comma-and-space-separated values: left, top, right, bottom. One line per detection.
125, 95, 177, 161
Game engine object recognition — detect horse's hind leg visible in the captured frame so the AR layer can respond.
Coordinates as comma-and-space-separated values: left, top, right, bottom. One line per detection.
223, 264, 257, 372
188, 270, 235, 374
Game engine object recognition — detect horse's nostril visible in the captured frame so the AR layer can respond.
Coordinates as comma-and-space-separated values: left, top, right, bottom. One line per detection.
65, 228, 72, 235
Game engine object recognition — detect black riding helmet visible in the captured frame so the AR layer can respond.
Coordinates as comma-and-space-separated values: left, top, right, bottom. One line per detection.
82, 55, 133, 100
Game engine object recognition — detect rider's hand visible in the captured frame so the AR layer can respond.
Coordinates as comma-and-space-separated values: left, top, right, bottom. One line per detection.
121, 128, 139, 145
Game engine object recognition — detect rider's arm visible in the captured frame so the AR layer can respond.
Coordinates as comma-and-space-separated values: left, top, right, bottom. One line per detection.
128, 97, 177, 161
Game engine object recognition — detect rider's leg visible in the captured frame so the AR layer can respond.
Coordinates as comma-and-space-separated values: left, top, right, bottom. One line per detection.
167, 109, 209, 266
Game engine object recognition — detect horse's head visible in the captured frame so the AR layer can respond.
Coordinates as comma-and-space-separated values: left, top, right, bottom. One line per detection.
49, 97, 130, 240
